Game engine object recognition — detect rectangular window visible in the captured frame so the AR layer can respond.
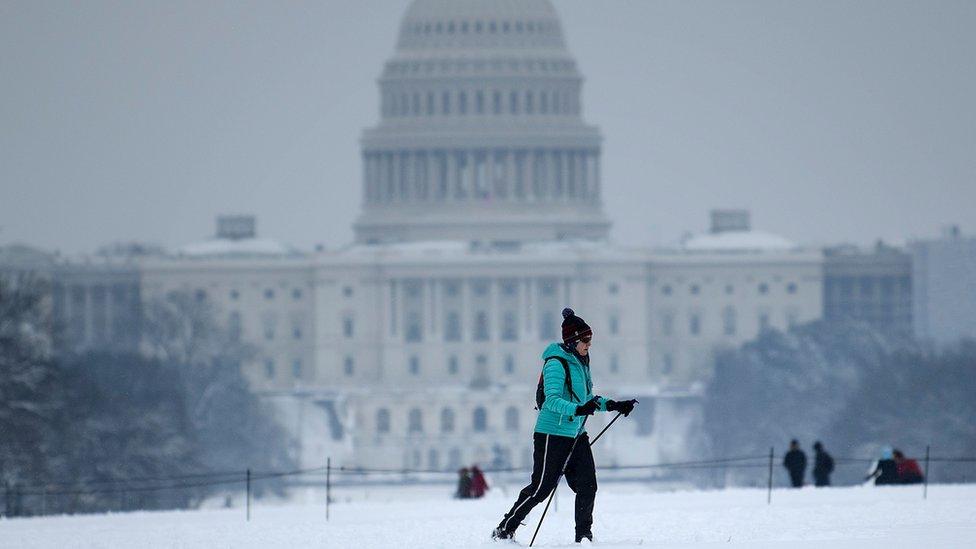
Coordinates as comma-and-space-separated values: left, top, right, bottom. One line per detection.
501, 310, 518, 341
609, 313, 619, 336
405, 311, 423, 342
292, 359, 302, 380
445, 311, 461, 341
473, 311, 489, 341
722, 306, 736, 336
343, 315, 355, 338
661, 312, 674, 336
344, 356, 354, 376
689, 313, 701, 336
662, 353, 673, 375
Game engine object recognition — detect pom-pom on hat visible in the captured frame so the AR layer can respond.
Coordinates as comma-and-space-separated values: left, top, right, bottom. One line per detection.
561, 307, 592, 345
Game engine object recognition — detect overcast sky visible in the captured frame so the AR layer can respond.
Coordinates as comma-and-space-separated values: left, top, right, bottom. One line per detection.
2, 0, 974, 255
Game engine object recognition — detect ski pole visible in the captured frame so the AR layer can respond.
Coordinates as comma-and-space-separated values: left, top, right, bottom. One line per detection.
529, 411, 626, 547
588, 411, 624, 447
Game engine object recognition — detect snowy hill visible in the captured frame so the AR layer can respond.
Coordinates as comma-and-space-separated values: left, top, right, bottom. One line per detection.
2, 483, 974, 548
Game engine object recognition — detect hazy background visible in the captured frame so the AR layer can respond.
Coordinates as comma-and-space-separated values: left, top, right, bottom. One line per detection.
2, 0, 974, 254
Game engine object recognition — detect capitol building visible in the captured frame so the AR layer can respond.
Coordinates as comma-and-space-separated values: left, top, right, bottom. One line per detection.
3, 1, 825, 471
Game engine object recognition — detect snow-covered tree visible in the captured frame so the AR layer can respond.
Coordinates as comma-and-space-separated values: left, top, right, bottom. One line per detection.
0, 275, 59, 498
142, 290, 294, 489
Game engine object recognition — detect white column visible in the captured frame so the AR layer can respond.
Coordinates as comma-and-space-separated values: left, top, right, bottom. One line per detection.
446, 151, 458, 202
561, 150, 571, 202
507, 149, 518, 201
524, 278, 534, 338
577, 151, 588, 202
390, 279, 398, 340
402, 152, 413, 202
593, 154, 601, 204
489, 279, 499, 343
460, 278, 470, 343
526, 150, 537, 202
426, 151, 437, 202
548, 150, 558, 200
429, 279, 438, 336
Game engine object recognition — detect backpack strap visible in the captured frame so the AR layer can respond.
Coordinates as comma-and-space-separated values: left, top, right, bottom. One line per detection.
543, 355, 578, 403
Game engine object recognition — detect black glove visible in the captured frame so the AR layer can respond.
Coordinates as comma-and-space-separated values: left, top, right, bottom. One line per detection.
574, 397, 600, 416
606, 399, 638, 417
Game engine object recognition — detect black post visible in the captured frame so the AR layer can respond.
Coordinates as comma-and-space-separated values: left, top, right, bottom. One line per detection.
923, 445, 930, 500
326, 457, 331, 521
767, 447, 774, 505
246, 468, 251, 522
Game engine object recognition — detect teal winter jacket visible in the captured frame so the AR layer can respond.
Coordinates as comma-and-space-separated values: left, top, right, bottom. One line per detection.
534, 342, 608, 438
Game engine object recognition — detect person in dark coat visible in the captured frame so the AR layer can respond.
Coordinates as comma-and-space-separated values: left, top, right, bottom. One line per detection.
456, 467, 473, 499
865, 446, 899, 485
812, 441, 834, 487
470, 465, 489, 498
783, 439, 807, 488
893, 449, 924, 484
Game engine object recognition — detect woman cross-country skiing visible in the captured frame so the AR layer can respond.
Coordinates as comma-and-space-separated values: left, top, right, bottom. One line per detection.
492, 308, 637, 543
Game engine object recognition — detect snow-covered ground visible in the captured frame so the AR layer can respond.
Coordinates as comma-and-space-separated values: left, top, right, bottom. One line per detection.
2, 483, 974, 548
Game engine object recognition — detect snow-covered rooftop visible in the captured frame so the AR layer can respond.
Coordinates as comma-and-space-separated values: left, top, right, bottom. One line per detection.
177, 238, 301, 258
682, 230, 797, 253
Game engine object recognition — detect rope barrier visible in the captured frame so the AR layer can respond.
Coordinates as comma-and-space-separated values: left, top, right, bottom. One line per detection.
6, 454, 973, 500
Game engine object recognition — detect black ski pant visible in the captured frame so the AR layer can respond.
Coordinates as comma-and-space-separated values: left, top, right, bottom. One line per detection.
788, 469, 804, 488
814, 473, 830, 487
497, 431, 597, 537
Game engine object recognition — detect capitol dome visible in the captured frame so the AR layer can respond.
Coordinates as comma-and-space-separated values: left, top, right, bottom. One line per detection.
354, 0, 610, 245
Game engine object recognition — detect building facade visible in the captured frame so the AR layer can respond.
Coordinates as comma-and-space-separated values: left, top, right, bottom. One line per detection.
823, 242, 913, 337
911, 225, 976, 344
0, 1, 851, 473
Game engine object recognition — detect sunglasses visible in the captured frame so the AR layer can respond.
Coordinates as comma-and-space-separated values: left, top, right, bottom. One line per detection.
580, 336, 592, 344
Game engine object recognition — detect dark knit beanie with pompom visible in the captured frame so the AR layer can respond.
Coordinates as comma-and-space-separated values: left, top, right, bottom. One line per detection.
561, 307, 592, 345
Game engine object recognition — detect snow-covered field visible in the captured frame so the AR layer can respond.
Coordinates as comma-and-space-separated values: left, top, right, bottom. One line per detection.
2, 483, 975, 548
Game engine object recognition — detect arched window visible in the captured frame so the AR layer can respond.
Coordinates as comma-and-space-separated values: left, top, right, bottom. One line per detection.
505, 407, 519, 431
441, 407, 455, 433
473, 407, 487, 432
376, 408, 390, 433
408, 408, 423, 433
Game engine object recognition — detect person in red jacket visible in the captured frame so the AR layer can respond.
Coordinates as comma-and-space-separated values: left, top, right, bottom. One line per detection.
893, 449, 925, 484
470, 465, 489, 498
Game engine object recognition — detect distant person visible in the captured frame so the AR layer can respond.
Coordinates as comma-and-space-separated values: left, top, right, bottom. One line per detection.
865, 446, 899, 485
893, 449, 924, 484
470, 465, 489, 498
456, 467, 473, 499
783, 439, 807, 488
812, 441, 835, 487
